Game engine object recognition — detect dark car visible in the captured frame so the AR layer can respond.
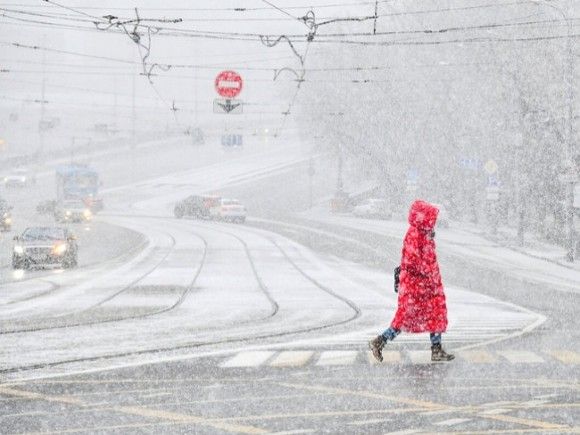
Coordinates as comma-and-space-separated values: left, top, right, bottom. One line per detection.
12, 226, 78, 269
174, 195, 220, 219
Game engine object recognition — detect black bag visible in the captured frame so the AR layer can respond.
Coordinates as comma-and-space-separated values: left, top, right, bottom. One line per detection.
394, 266, 401, 293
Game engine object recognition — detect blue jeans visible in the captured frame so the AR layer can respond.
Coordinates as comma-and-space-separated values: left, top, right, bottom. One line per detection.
382, 327, 442, 345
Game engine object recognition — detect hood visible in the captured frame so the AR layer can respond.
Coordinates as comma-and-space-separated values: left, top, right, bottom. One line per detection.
408, 200, 439, 232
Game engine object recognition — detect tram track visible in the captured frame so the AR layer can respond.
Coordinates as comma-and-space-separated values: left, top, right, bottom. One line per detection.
0, 231, 200, 335
0, 217, 363, 377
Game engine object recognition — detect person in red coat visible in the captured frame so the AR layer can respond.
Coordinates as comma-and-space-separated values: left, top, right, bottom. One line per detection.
369, 199, 454, 362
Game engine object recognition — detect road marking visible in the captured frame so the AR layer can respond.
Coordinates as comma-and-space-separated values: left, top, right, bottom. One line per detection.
408, 351, 432, 364
480, 408, 510, 415
367, 351, 401, 364
458, 350, 497, 363
220, 351, 275, 368
0, 386, 266, 434
219, 408, 427, 422
436, 428, 580, 434
278, 382, 444, 409
383, 430, 423, 434
548, 350, 580, 364
479, 413, 567, 430
267, 430, 315, 434
316, 351, 357, 366
278, 383, 570, 430
434, 418, 472, 426
348, 418, 393, 426
497, 351, 545, 363
270, 351, 314, 367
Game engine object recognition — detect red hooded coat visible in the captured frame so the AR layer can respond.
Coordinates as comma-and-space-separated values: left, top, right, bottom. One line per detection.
390, 200, 448, 333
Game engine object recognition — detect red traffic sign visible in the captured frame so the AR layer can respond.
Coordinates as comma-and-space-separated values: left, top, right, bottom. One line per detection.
215, 70, 243, 99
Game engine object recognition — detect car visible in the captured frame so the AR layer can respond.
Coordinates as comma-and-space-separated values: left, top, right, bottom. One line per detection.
352, 198, 392, 219
174, 195, 220, 219
36, 199, 57, 215
12, 226, 78, 269
3, 168, 34, 188
210, 198, 247, 223
0, 199, 12, 232
54, 200, 92, 223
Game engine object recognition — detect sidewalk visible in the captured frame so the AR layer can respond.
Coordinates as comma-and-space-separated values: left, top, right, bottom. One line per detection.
458, 221, 580, 272
293, 202, 580, 293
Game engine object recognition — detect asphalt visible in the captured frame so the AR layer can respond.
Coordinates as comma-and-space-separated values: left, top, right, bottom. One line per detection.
0, 143, 578, 435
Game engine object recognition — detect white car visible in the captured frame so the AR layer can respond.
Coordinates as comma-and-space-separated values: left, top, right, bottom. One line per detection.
54, 200, 92, 223
211, 198, 246, 223
352, 198, 392, 219
3, 169, 33, 187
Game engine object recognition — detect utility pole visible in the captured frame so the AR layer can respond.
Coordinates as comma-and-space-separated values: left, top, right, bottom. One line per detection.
131, 66, 136, 148
39, 47, 46, 159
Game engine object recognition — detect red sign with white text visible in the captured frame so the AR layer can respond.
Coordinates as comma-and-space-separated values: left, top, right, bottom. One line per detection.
215, 70, 243, 99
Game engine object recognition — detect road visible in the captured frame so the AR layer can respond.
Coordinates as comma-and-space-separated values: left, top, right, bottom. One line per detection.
0, 137, 578, 434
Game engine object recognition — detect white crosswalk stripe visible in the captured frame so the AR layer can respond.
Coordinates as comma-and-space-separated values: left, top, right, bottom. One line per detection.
270, 351, 314, 367
497, 350, 545, 363
217, 349, 576, 368
316, 351, 358, 366
220, 351, 275, 368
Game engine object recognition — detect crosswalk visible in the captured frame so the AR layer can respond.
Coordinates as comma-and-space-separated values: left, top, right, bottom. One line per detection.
217, 349, 580, 369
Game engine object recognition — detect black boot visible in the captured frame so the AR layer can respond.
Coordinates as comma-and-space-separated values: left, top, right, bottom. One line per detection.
369, 335, 385, 362
431, 343, 454, 362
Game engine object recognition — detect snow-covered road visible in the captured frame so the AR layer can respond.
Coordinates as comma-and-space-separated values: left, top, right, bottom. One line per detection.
0, 140, 544, 382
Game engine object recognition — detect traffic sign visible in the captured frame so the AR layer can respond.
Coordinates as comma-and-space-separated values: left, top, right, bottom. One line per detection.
221, 134, 243, 148
215, 70, 243, 99
487, 175, 500, 187
484, 159, 498, 175
406, 168, 419, 184
213, 98, 243, 114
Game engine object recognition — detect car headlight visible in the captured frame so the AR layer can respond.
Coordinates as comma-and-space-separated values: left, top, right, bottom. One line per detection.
83, 209, 92, 219
53, 243, 68, 255
13, 245, 24, 254
4, 217, 11, 224
3, 177, 7, 182
65, 211, 72, 216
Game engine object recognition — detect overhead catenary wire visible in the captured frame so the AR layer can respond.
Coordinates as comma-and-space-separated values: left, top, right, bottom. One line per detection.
4, 0, 576, 140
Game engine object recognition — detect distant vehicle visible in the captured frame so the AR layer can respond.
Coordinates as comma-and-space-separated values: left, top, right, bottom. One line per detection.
56, 164, 103, 213
352, 198, 392, 220
54, 200, 92, 223
190, 127, 205, 145
211, 198, 247, 223
36, 200, 57, 216
12, 226, 78, 269
3, 168, 34, 188
0, 199, 12, 232
174, 195, 221, 219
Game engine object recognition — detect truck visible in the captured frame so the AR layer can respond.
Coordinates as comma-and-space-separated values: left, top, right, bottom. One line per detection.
55, 164, 103, 213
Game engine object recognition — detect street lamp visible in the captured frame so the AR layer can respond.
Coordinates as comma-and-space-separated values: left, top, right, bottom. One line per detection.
530, 0, 576, 260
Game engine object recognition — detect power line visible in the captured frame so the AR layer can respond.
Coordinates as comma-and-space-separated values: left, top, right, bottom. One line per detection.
0, 0, 395, 12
